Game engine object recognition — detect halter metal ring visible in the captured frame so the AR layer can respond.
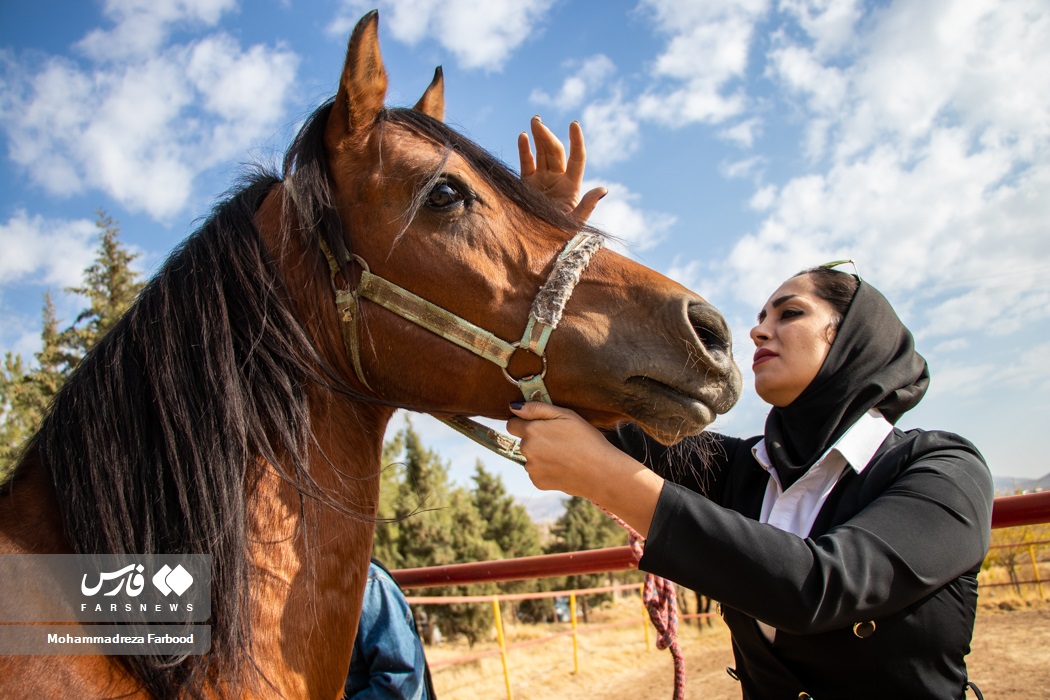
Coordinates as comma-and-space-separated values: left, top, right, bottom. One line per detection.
501, 341, 548, 387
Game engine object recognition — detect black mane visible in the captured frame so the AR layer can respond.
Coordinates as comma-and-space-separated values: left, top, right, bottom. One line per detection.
20, 170, 328, 694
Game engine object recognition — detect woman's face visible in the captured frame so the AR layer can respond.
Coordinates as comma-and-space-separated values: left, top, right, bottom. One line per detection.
750, 274, 839, 407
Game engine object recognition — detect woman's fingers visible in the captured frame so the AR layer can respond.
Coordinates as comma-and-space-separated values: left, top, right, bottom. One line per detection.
564, 120, 586, 184
518, 131, 536, 178
517, 116, 605, 223
531, 115, 566, 175
573, 186, 608, 224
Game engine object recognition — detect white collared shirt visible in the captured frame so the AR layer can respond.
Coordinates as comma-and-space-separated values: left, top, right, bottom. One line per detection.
751, 408, 893, 642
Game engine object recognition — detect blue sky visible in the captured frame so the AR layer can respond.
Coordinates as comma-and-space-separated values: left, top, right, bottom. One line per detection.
2, 0, 1048, 506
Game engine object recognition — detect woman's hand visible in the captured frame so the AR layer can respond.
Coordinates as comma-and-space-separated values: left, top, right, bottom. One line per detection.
518, 116, 607, 223
506, 402, 612, 496
507, 402, 664, 537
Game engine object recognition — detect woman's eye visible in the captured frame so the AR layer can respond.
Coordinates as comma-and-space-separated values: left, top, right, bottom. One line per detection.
781, 308, 803, 319
426, 182, 466, 210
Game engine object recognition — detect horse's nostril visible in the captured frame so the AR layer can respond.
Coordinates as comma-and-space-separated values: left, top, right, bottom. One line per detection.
688, 301, 731, 357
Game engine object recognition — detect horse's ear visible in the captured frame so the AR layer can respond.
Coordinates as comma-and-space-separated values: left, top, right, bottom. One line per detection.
327, 10, 388, 147
413, 66, 445, 122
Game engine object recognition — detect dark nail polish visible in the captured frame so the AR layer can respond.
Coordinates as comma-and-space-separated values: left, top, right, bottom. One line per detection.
509, 400, 525, 409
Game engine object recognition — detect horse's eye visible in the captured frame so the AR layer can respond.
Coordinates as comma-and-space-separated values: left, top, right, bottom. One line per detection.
426, 182, 466, 210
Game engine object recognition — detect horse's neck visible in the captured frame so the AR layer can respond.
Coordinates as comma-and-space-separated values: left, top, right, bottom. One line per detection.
0, 450, 71, 553
243, 373, 395, 697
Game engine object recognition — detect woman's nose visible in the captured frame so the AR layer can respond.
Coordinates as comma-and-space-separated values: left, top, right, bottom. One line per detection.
750, 323, 769, 344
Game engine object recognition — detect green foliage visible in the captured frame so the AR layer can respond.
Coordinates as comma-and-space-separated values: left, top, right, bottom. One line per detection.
472, 461, 547, 621
61, 211, 145, 363
546, 496, 627, 558
372, 422, 553, 645
373, 420, 498, 647
0, 296, 66, 468
0, 212, 143, 479
472, 461, 542, 560
543, 496, 631, 620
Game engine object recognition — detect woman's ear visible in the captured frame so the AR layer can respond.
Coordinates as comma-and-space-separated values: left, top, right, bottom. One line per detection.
824, 320, 840, 345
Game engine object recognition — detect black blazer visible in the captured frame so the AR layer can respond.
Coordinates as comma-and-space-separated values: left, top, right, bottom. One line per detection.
612, 426, 993, 699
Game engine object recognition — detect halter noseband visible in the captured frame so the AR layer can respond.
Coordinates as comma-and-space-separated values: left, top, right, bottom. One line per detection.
319, 231, 604, 464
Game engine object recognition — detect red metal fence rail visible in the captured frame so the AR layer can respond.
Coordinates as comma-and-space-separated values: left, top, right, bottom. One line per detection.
395, 491, 1050, 590
990, 491, 1050, 528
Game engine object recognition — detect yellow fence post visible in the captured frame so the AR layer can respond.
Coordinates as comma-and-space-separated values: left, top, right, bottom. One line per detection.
641, 595, 652, 651
492, 597, 513, 700
570, 592, 580, 675
1029, 544, 1044, 599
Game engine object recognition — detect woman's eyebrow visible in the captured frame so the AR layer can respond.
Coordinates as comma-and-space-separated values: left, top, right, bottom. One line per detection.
757, 294, 799, 323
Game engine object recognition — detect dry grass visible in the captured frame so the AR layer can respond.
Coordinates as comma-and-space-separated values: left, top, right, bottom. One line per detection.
425, 579, 1050, 700
427, 595, 738, 700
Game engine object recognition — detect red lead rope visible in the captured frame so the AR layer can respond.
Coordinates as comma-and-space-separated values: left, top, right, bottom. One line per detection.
602, 506, 686, 700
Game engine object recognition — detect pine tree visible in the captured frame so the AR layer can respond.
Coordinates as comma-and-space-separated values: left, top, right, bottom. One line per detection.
32, 293, 68, 411
471, 461, 548, 621
61, 211, 144, 363
439, 487, 500, 646
472, 461, 542, 560
0, 213, 144, 478
376, 420, 499, 647
0, 295, 68, 472
0, 353, 31, 469
545, 496, 629, 621
392, 422, 457, 569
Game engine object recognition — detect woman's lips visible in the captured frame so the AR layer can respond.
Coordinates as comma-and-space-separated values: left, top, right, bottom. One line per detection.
752, 348, 777, 368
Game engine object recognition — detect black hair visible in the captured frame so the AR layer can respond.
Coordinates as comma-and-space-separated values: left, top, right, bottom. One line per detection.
793, 266, 860, 332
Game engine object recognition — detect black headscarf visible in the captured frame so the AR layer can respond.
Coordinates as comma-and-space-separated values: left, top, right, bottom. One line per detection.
763, 278, 930, 488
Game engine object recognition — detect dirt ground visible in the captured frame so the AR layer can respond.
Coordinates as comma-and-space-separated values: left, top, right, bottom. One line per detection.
429, 600, 1050, 699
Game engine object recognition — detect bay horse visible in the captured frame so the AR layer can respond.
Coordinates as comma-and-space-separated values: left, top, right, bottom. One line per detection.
0, 11, 740, 698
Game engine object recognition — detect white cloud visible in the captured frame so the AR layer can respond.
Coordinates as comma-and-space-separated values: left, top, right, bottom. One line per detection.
719, 117, 763, 148
636, 0, 770, 126
767, 40, 848, 116
928, 360, 998, 398
530, 55, 616, 112
928, 340, 1050, 401
720, 155, 766, 181
579, 90, 642, 168
835, 0, 1050, 161
999, 343, 1050, 393
525, 0, 770, 160
0, 211, 96, 289
681, 0, 1050, 362
779, 0, 864, 58
749, 184, 776, 211
526, 0, 771, 174
0, 6, 298, 221
330, 0, 556, 72
585, 180, 676, 255
76, 0, 237, 61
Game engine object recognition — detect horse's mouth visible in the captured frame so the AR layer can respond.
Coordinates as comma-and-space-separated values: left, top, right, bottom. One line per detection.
621, 376, 724, 445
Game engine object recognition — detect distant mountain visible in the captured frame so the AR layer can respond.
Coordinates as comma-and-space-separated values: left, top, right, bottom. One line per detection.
993, 473, 1050, 495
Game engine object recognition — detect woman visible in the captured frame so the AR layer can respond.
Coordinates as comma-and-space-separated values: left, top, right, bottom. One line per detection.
510, 118, 994, 698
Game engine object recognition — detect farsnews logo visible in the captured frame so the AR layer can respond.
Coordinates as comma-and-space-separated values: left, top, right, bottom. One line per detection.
81, 564, 194, 598
153, 564, 194, 596
81, 564, 146, 597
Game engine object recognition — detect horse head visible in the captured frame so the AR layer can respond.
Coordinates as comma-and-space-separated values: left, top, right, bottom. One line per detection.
306, 11, 741, 444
